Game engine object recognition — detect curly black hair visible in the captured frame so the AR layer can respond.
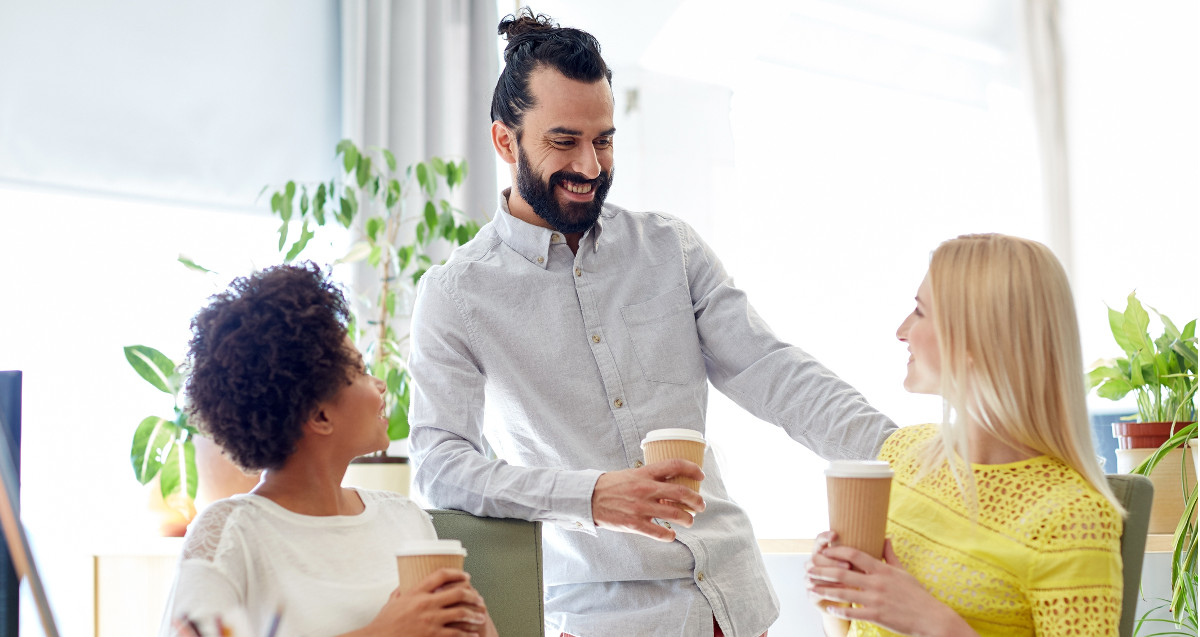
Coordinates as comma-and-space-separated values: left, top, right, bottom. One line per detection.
185, 262, 357, 471
490, 8, 612, 129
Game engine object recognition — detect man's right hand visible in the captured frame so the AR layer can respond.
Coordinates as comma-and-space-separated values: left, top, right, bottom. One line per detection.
590, 459, 706, 541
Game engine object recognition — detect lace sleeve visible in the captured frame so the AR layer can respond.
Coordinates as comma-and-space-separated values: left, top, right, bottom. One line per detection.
1027, 493, 1123, 636
181, 499, 240, 562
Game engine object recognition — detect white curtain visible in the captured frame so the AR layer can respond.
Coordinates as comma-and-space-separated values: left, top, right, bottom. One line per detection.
1021, 0, 1074, 277
340, 0, 499, 223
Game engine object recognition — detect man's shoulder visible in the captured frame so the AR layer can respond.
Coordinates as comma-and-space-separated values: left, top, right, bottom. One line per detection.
422, 220, 504, 282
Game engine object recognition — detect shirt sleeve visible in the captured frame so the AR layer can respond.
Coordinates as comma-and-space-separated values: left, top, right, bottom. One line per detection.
407, 270, 604, 531
676, 219, 897, 460
1027, 498, 1124, 636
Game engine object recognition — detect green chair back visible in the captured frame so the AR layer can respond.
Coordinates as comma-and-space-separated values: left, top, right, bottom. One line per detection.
1106, 474, 1154, 637
428, 509, 544, 637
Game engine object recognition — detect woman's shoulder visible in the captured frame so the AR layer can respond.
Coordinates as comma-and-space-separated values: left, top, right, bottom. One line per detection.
356, 489, 430, 518
180, 495, 261, 562
879, 423, 938, 463
998, 459, 1123, 549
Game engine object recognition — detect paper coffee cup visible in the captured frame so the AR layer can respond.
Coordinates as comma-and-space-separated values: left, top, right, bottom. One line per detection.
396, 539, 467, 593
825, 460, 893, 560
641, 428, 706, 512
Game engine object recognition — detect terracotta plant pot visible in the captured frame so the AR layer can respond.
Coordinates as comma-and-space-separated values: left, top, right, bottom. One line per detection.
194, 435, 263, 511
1111, 421, 1194, 450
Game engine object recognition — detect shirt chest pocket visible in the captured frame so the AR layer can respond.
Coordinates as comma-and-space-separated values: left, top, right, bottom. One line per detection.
620, 284, 706, 385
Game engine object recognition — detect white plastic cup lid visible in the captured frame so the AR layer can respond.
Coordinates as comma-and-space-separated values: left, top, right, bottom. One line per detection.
825, 460, 893, 478
641, 428, 707, 447
395, 539, 467, 557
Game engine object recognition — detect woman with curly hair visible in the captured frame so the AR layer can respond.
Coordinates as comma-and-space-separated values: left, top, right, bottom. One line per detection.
160, 263, 496, 637
805, 234, 1125, 636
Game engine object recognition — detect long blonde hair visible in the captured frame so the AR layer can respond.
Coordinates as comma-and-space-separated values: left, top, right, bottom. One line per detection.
923, 233, 1123, 514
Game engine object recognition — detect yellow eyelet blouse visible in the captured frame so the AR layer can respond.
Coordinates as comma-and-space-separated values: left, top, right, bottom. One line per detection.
849, 424, 1123, 637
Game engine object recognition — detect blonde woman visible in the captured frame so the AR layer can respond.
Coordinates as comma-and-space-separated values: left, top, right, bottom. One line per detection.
806, 234, 1125, 636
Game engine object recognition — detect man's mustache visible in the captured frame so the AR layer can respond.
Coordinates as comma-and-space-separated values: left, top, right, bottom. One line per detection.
550, 170, 608, 187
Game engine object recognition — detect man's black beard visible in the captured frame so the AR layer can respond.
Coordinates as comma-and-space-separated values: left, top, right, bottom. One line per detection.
515, 146, 613, 235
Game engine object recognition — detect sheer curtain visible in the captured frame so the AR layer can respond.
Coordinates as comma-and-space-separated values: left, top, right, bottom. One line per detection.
1021, 0, 1074, 277
340, 0, 498, 222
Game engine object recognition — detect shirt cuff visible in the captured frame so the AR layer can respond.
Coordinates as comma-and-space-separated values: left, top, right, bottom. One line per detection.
552, 469, 604, 535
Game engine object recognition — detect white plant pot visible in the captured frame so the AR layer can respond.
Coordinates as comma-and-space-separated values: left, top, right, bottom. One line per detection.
1116, 447, 1197, 534
343, 456, 411, 496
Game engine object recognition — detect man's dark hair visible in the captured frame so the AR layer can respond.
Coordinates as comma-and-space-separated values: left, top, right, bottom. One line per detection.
490, 8, 613, 130
185, 262, 357, 471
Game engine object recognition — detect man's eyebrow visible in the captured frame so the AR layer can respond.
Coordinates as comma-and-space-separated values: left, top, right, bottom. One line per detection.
546, 126, 617, 136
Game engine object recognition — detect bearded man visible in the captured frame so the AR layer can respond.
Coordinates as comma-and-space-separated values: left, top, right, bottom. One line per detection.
407, 10, 896, 637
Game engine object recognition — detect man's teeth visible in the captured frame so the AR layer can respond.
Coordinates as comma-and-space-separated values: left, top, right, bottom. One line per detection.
563, 181, 593, 194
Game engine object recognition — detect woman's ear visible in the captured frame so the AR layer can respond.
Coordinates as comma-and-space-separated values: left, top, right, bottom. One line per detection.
304, 405, 336, 437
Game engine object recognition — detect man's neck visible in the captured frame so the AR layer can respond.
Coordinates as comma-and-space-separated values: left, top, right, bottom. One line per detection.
504, 188, 584, 254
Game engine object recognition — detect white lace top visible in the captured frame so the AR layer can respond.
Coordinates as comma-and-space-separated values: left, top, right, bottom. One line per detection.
158, 488, 437, 637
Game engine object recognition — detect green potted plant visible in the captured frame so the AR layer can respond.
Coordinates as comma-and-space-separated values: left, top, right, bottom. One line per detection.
1087, 291, 1196, 633
257, 139, 482, 493
126, 345, 196, 536
126, 345, 262, 535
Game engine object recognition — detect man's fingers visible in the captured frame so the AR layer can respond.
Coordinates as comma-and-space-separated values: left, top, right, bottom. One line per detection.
642, 458, 705, 483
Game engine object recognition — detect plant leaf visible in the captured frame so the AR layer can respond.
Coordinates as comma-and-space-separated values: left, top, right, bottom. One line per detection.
130, 416, 176, 484
1108, 307, 1135, 354
431, 157, 447, 176
177, 255, 214, 274
424, 201, 437, 230
416, 163, 430, 195
387, 400, 409, 441
366, 217, 385, 242
1095, 377, 1134, 400
313, 183, 327, 225
284, 221, 314, 262
336, 241, 373, 265
357, 155, 371, 188
160, 436, 198, 500
124, 345, 178, 394
277, 219, 289, 251
340, 141, 359, 174
382, 148, 397, 172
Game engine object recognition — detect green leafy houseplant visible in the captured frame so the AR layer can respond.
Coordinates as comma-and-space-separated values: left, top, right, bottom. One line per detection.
1087, 291, 1197, 633
260, 139, 482, 447
125, 345, 197, 521
1088, 292, 1197, 424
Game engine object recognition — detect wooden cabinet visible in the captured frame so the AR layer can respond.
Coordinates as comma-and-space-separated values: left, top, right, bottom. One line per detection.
92, 539, 182, 637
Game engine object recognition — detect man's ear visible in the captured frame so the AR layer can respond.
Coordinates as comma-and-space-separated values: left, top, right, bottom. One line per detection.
492, 121, 519, 165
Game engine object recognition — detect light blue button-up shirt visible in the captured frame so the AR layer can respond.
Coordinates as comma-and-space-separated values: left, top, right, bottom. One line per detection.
408, 193, 896, 637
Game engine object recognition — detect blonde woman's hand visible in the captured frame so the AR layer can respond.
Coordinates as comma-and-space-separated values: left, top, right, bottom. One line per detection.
806, 539, 979, 637
357, 568, 489, 637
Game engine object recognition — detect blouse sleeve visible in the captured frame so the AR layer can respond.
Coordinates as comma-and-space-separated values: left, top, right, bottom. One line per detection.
157, 501, 251, 637
1026, 496, 1124, 636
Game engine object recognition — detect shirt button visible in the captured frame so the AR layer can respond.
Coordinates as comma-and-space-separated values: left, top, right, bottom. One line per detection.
591, 334, 601, 343
634, 460, 644, 468
575, 521, 583, 528
613, 398, 624, 408
574, 267, 582, 277
537, 256, 544, 264
663, 521, 672, 529
697, 572, 705, 582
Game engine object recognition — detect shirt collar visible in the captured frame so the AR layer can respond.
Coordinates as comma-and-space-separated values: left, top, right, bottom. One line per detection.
494, 189, 612, 267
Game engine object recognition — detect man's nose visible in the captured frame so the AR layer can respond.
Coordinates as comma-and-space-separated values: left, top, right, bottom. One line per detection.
570, 144, 601, 180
